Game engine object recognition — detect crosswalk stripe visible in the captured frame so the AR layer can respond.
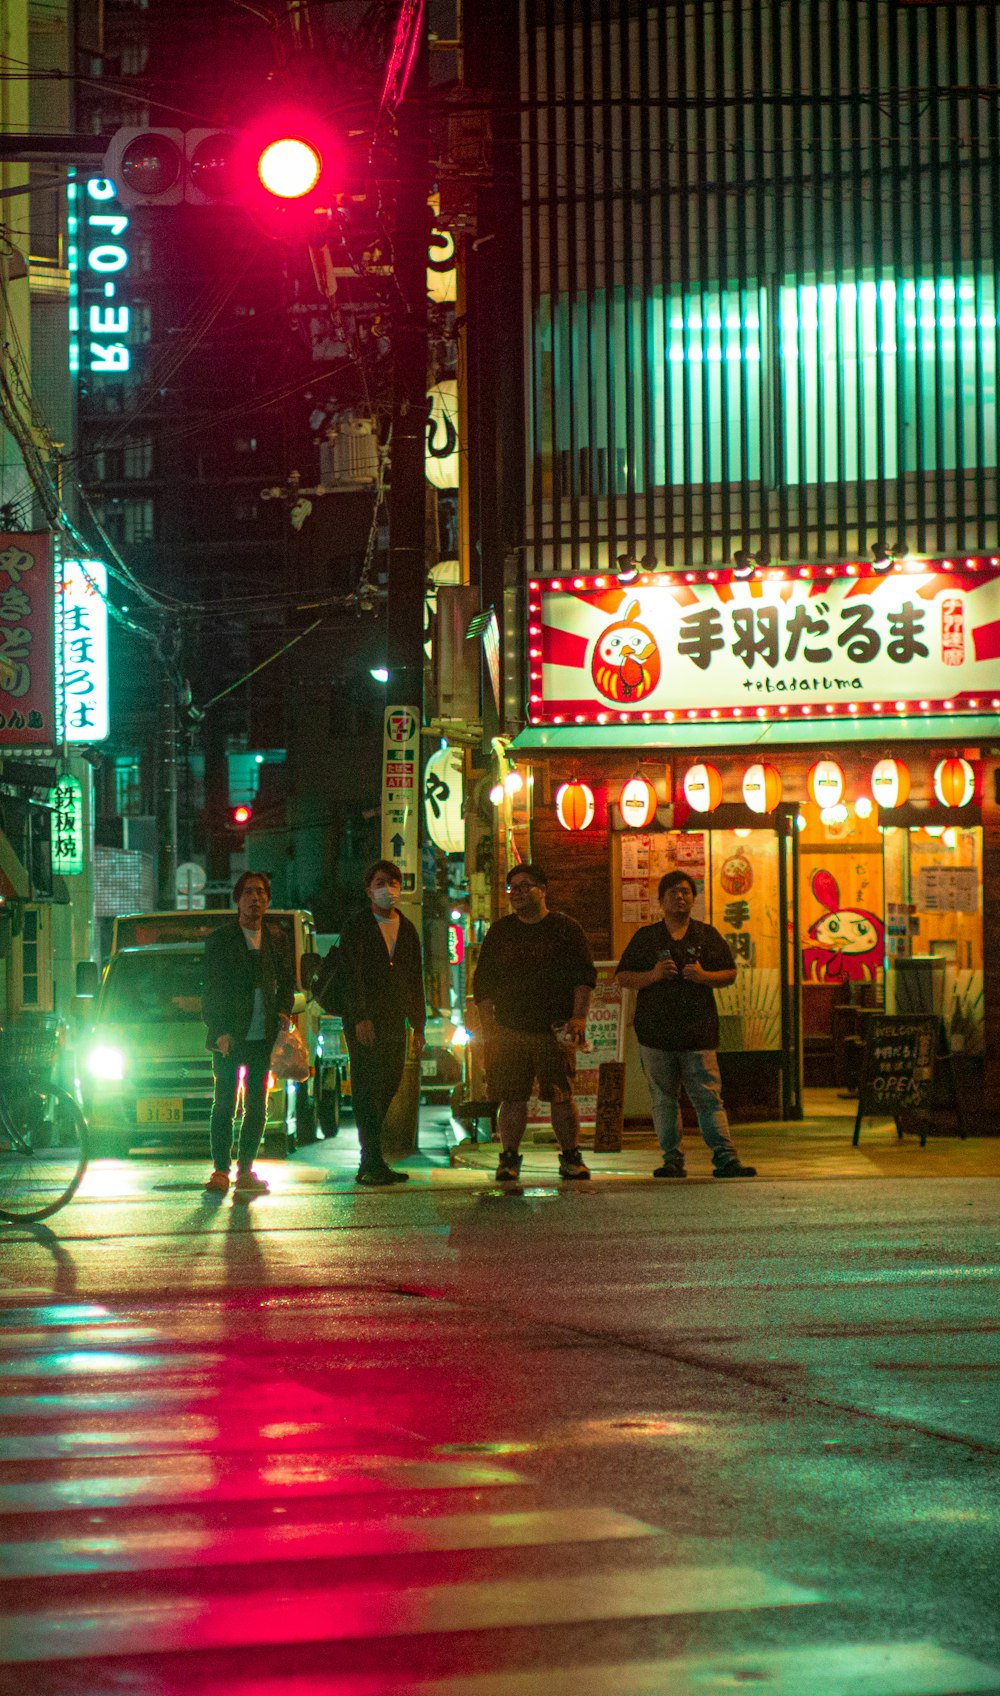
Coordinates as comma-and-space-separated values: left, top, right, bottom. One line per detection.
0, 1505, 658, 1578
0, 1421, 423, 1460
0, 1453, 526, 1514
0, 1563, 820, 1663
163, 1643, 1000, 1696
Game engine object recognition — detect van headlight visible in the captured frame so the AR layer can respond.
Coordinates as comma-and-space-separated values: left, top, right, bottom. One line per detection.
88, 1045, 125, 1081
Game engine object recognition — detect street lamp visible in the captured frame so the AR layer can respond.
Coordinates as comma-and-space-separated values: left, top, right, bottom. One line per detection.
369, 666, 390, 684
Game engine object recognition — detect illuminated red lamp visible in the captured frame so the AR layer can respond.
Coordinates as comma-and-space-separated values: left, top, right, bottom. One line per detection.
806, 759, 845, 808
682, 763, 724, 812
870, 757, 911, 809
933, 756, 975, 808
742, 762, 782, 814
231, 804, 253, 826
555, 780, 595, 831
618, 775, 658, 829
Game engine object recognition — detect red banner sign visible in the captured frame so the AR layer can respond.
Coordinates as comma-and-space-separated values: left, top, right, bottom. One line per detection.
0, 533, 55, 746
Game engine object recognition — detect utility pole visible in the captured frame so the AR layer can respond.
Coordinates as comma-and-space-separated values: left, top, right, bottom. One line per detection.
381, 19, 431, 937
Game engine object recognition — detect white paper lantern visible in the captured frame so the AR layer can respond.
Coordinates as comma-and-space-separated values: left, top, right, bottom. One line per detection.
682, 763, 723, 812
618, 775, 658, 829
806, 759, 845, 809
742, 763, 782, 814
870, 757, 911, 810
423, 745, 465, 854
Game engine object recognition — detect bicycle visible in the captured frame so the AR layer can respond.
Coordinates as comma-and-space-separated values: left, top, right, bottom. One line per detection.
0, 1022, 90, 1223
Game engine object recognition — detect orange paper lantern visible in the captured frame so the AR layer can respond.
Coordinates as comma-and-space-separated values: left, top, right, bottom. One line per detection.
683, 763, 724, 813
806, 759, 845, 808
742, 762, 782, 815
870, 757, 911, 810
555, 780, 595, 831
933, 756, 975, 809
618, 775, 658, 830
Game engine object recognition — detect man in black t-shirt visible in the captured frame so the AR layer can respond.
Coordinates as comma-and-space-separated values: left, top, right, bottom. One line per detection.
616, 869, 756, 1179
473, 864, 597, 1183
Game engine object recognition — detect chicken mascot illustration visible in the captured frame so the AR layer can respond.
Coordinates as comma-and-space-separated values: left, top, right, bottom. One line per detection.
591, 600, 661, 703
802, 868, 884, 983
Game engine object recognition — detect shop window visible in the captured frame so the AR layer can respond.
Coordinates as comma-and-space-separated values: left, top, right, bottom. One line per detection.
883, 825, 983, 1053
21, 909, 39, 1007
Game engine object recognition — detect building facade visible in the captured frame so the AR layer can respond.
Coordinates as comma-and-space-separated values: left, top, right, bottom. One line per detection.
495, 0, 1000, 1124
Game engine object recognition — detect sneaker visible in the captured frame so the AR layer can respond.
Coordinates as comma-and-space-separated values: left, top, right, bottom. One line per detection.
713, 1159, 757, 1179
653, 1161, 686, 1179
204, 1169, 230, 1194
494, 1149, 523, 1182
233, 1169, 270, 1195
558, 1147, 591, 1181
356, 1164, 409, 1186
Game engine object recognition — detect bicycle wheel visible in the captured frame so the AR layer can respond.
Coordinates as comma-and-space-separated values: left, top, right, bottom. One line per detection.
0, 1085, 89, 1223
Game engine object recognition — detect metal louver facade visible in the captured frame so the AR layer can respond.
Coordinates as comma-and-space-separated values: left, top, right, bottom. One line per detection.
522, 0, 1000, 572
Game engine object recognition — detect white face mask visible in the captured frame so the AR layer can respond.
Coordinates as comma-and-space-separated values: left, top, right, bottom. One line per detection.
372, 885, 396, 910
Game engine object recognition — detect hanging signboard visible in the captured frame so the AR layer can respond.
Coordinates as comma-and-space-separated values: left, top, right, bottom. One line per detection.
530, 563, 1000, 723
426, 379, 459, 488
381, 704, 420, 899
0, 533, 55, 747
48, 774, 84, 875
59, 558, 110, 742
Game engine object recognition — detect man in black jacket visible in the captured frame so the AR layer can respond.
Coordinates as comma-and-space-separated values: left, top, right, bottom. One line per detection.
338, 860, 426, 1186
202, 871, 295, 1196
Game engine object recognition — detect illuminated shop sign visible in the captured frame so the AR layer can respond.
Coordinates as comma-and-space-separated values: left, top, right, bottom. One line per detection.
68, 175, 132, 379
49, 775, 84, 876
0, 531, 55, 746
530, 560, 1000, 725
58, 559, 110, 743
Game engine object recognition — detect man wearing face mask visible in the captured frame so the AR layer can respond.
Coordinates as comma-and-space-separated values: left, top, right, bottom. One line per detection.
337, 860, 426, 1185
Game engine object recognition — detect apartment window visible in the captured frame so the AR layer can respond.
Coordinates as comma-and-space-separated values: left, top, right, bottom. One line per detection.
114, 754, 143, 817
123, 499, 154, 543
124, 438, 153, 480
130, 302, 152, 345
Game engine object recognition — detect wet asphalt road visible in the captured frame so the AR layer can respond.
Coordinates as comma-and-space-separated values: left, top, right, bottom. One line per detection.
1, 1123, 998, 1695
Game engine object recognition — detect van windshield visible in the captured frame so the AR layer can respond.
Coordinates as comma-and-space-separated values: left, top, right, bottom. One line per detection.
101, 952, 204, 1024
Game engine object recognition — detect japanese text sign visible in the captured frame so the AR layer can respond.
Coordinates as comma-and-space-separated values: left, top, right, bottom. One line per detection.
856, 1013, 937, 1123
530, 565, 1000, 723
49, 775, 84, 875
0, 532, 54, 747
59, 558, 109, 742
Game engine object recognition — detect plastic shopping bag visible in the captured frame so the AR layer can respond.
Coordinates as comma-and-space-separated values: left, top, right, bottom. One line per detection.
270, 1023, 310, 1082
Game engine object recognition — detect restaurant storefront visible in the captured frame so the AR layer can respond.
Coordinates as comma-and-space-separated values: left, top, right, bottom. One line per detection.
509, 560, 1000, 1127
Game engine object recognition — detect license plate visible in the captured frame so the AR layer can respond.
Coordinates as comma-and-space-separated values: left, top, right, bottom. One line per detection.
420, 1059, 438, 1077
137, 1098, 184, 1125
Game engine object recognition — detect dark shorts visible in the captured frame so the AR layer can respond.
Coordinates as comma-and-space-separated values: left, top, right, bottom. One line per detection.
486, 1026, 576, 1104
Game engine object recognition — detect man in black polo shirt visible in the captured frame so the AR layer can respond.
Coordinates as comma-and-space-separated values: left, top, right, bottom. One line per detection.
473, 864, 597, 1183
616, 869, 756, 1179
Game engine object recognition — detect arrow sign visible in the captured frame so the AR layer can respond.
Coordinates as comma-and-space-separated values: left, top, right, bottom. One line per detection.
390, 832, 405, 856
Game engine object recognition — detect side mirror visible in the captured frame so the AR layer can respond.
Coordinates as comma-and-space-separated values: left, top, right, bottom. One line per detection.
299, 950, 323, 994
76, 960, 100, 998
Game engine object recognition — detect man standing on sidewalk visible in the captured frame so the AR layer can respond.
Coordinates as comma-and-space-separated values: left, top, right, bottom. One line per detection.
473, 864, 597, 1183
202, 872, 296, 1197
337, 860, 426, 1187
615, 869, 756, 1179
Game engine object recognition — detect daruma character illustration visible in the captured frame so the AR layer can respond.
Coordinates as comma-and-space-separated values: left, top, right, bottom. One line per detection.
802, 867, 884, 983
591, 600, 661, 703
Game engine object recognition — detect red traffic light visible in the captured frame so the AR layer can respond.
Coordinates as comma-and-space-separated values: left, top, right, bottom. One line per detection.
257, 136, 323, 200
231, 804, 253, 827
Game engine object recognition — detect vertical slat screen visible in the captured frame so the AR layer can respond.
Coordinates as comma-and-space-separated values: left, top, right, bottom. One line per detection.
522, 0, 1000, 573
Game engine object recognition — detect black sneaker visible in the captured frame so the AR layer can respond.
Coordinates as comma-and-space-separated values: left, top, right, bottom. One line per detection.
495, 1149, 523, 1182
713, 1159, 757, 1179
356, 1164, 409, 1186
653, 1161, 686, 1178
558, 1147, 591, 1181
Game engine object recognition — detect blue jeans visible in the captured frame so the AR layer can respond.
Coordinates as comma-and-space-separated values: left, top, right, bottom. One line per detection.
210, 1040, 270, 1171
639, 1046, 737, 1168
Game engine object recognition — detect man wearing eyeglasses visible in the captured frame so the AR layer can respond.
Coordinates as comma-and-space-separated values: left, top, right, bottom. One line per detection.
472, 864, 597, 1183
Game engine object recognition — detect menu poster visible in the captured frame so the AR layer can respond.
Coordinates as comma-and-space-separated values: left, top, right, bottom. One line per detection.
916, 866, 979, 915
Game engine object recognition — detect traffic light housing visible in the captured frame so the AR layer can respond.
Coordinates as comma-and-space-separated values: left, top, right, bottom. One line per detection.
102, 114, 341, 216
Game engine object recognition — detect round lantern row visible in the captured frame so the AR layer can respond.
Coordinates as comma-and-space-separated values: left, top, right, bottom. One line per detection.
555, 756, 977, 829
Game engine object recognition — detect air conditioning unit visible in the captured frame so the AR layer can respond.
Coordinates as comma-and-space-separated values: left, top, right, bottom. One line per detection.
319, 419, 379, 491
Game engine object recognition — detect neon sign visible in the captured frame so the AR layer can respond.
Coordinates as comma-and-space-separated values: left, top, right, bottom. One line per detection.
59, 559, 110, 743
68, 175, 132, 378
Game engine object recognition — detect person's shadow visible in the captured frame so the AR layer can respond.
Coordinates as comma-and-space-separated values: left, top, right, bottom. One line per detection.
15, 1222, 81, 1297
